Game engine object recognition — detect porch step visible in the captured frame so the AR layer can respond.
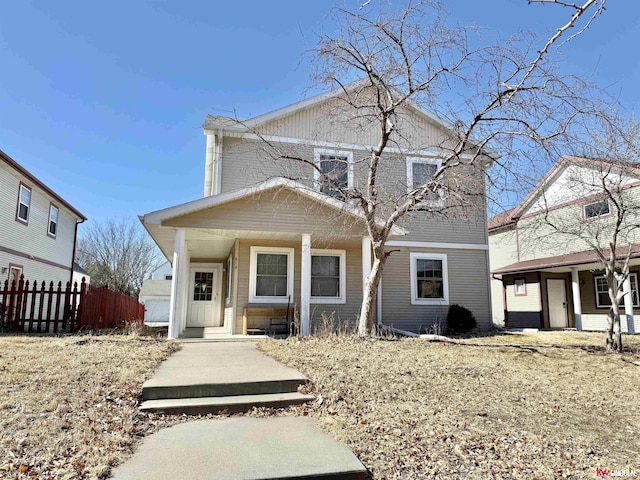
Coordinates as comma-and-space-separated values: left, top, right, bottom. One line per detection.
140, 391, 315, 415
143, 378, 308, 401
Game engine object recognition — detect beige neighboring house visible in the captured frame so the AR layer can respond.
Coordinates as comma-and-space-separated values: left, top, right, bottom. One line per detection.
72, 262, 90, 287
139, 262, 172, 325
0, 149, 86, 287
489, 156, 640, 333
141, 85, 492, 339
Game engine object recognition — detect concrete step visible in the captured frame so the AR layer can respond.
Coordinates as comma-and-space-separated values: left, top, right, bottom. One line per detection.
142, 378, 308, 401
110, 417, 371, 480
140, 391, 316, 415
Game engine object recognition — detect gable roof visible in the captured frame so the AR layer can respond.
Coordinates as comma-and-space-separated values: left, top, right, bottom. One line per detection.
203, 80, 455, 136
142, 177, 406, 236
1, 149, 87, 221
488, 155, 640, 232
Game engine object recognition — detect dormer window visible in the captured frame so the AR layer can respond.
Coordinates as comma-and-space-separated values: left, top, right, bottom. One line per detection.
584, 200, 610, 218
313, 149, 353, 200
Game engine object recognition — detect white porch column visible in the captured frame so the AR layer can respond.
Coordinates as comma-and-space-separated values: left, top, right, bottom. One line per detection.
623, 275, 635, 334
300, 233, 312, 336
168, 228, 186, 339
571, 267, 582, 331
179, 247, 191, 334
362, 236, 372, 293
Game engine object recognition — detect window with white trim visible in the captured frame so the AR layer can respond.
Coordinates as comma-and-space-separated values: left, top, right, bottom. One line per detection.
164, 275, 173, 281
594, 273, 639, 308
249, 247, 294, 303
410, 252, 449, 305
406, 157, 443, 205
16, 184, 31, 223
514, 279, 526, 296
584, 200, 610, 218
313, 149, 353, 199
48, 204, 59, 237
310, 249, 346, 304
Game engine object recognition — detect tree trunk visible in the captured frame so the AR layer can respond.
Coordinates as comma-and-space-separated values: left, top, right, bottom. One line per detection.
605, 273, 623, 353
358, 254, 386, 337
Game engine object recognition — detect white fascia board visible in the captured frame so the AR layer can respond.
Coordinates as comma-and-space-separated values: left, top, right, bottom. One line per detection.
386, 240, 489, 250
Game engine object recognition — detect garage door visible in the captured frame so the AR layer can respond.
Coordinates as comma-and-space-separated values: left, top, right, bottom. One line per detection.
144, 299, 170, 323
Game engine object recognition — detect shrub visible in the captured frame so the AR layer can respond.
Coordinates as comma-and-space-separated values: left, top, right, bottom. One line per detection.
446, 304, 476, 334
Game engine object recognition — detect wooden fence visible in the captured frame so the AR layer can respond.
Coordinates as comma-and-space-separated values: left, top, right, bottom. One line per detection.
0, 276, 145, 333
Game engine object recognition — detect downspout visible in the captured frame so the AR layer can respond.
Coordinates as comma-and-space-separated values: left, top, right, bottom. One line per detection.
215, 128, 223, 195
69, 218, 86, 286
204, 133, 215, 197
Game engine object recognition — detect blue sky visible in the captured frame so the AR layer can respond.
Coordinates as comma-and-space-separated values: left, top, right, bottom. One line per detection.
1, 1, 638, 230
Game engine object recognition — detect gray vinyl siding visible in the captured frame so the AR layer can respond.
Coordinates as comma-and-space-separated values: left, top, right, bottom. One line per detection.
218, 137, 488, 245
164, 189, 368, 239
380, 246, 491, 333
234, 239, 364, 334
0, 161, 79, 285
256, 98, 453, 151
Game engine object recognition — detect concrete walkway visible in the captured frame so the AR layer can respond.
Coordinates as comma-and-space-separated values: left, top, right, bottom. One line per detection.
110, 417, 370, 480
111, 341, 370, 479
140, 341, 314, 414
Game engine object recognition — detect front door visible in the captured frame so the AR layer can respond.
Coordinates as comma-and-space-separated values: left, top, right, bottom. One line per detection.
547, 278, 568, 328
187, 266, 222, 327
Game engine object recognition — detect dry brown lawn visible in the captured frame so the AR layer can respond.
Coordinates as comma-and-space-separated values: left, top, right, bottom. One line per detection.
0, 334, 178, 479
259, 331, 640, 479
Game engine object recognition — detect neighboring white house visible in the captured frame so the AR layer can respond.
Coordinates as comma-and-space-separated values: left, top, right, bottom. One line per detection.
0, 149, 86, 287
489, 156, 640, 333
139, 262, 172, 325
72, 262, 91, 288
141, 84, 493, 339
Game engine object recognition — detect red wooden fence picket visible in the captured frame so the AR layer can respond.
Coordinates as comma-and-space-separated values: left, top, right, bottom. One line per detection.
0, 276, 144, 332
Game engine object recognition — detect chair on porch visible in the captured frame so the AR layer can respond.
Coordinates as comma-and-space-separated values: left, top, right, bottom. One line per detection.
268, 296, 292, 337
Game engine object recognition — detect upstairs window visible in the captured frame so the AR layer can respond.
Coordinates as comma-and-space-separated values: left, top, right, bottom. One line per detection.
584, 200, 610, 218
164, 275, 173, 281
406, 157, 443, 204
16, 184, 31, 224
314, 149, 353, 199
48, 205, 59, 237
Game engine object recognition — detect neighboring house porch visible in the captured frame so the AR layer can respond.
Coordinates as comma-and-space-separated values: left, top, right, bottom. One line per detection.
141, 178, 404, 339
493, 247, 640, 333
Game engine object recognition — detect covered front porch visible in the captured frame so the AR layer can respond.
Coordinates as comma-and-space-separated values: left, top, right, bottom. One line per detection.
494, 249, 640, 333
141, 179, 403, 339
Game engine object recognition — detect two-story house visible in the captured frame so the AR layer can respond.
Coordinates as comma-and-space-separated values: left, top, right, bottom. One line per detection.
1, 149, 86, 287
489, 156, 640, 333
141, 85, 492, 339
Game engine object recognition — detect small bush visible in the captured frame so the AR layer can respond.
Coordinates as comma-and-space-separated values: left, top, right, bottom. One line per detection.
446, 304, 476, 334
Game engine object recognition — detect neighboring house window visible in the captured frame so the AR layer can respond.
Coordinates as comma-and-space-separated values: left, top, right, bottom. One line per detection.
594, 273, 639, 308
514, 279, 527, 296
249, 247, 294, 303
164, 275, 173, 281
16, 184, 31, 224
313, 149, 353, 199
584, 200, 610, 218
225, 254, 233, 304
406, 157, 443, 204
48, 204, 59, 237
310, 249, 346, 304
410, 252, 449, 305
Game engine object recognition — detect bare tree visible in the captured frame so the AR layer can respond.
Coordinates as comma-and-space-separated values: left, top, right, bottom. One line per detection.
76, 217, 163, 297
528, 120, 640, 352
248, 0, 607, 336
